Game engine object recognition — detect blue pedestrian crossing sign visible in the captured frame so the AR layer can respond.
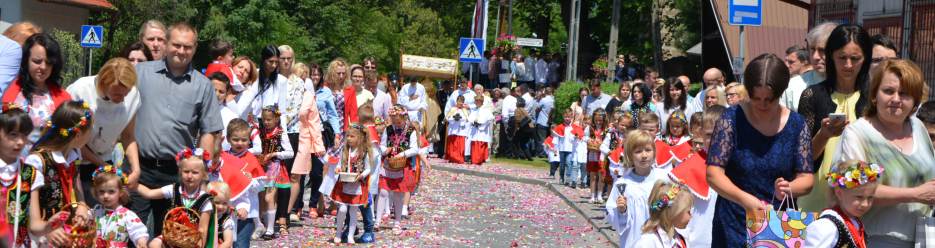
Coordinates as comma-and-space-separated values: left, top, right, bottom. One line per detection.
728, 0, 762, 26
459, 38, 484, 63
80, 25, 103, 48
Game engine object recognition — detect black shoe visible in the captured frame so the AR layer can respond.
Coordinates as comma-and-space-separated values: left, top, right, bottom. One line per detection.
261, 233, 276, 240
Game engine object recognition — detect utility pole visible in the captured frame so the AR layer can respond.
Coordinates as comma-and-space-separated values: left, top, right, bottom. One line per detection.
606, 0, 621, 83
651, 0, 663, 76
566, 0, 581, 82
508, 0, 513, 35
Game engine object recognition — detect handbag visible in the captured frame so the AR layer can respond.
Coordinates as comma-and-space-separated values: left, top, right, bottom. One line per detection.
746, 191, 819, 247
323, 123, 335, 149
915, 209, 935, 248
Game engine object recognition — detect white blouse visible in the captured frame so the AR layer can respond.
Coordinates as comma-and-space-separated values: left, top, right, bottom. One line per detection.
805, 209, 859, 248
66, 76, 141, 161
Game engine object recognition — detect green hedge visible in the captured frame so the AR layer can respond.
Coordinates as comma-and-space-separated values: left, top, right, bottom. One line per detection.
551, 81, 619, 124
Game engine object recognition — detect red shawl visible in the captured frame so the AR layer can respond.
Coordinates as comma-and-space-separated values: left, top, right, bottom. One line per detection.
1, 77, 71, 109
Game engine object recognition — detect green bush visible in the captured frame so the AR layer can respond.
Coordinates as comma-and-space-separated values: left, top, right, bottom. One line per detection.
551, 81, 619, 124
50, 29, 84, 88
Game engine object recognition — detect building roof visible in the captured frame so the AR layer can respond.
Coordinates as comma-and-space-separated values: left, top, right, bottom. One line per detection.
38, 0, 116, 11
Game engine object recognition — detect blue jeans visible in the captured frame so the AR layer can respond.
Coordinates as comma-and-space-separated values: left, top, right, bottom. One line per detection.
343, 195, 375, 234
235, 218, 256, 248
559, 152, 572, 183
579, 162, 588, 185
564, 157, 580, 185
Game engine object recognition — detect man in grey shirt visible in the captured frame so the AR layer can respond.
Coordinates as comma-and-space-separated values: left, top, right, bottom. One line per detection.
584, 81, 611, 116
131, 22, 223, 236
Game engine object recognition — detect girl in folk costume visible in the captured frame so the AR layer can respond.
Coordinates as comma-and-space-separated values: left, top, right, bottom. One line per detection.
0, 105, 39, 247
655, 111, 693, 172
467, 95, 493, 165
321, 123, 375, 244
90, 165, 149, 248
444, 96, 469, 164
26, 101, 94, 247
256, 106, 293, 238
667, 105, 726, 248
585, 109, 608, 203
553, 111, 584, 186
601, 113, 632, 184
606, 130, 668, 248
633, 181, 693, 248
804, 160, 881, 248
137, 148, 214, 248
378, 109, 421, 234
662, 110, 691, 146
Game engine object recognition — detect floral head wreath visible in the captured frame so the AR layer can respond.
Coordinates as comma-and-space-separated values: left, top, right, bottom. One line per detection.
42, 100, 92, 138
91, 164, 128, 185
388, 106, 406, 116
261, 105, 281, 116
826, 161, 884, 189
1, 102, 25, 113
175, 148, 212, 167
649, 183, 684, 212
669, 111, 687, 125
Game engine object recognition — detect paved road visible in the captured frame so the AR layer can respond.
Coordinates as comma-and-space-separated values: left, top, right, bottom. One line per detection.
251, 162, 611, 247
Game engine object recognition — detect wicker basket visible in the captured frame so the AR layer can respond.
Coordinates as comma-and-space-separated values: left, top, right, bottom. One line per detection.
162, 207, 202, 248
387, 156, 408, 171
64, 205, 96, 248
338, 172, 360, 183
587, 141, 601, 151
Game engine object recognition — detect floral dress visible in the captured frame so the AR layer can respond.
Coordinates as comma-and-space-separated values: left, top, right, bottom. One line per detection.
92, 205, 148, 248
283, 75, 306, 134
0, 159, 39, 248
11, 92, 55, 150
706, 106, 812, 247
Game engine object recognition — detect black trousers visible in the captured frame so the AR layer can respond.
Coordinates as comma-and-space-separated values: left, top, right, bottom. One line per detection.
130, 158, 178, 237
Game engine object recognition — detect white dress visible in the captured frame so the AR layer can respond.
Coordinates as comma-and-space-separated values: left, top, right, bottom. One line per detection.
92, 205, 149, 247
605, 167, 668, 248
633, 227, 688, 248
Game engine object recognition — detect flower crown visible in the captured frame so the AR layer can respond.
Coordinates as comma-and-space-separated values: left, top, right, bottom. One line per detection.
175, 148, 212, 167
91, 164, 128, 185
826, 161, 884, 189
43, 101, 92, 138
1, 102, 24, 113
349, 123, 365, 130
262, 105, 281, 116
649, 183, 684, 212
388, 106, 406, 116
669, 111, 687, 125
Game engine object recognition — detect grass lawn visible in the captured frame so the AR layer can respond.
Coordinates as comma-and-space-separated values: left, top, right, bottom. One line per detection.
489, 156, 551, 170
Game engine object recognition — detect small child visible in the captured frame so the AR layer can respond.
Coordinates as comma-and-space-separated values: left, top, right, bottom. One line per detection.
90, 165, 149, 247
0, 105, 38, 247
553, 111, 583, 186
257, 106, 294, 238
638, 112, 660, 137
444, 96, 469, 164
688, 112, 703, 138
26, 101, 94, 247
574, 115, 591, 188
322, 123, 375, 244
545, 135, 560, 179
585, 109, 608, 203
662, 110, 690, 146
137, 148, 214, 248
467, 95, 494, 165
206, 39, 243, 92
601, 114, 630, 185
606, 130, 667, 248
805, 160, 882, 248
919, 100, 935, 144
634, 181, 693, 247
222, 118, 265, 247
207, 181, 235, 248
668, 105, 725, 248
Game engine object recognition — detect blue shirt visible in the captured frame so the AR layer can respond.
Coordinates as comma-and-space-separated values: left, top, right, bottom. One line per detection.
0, 36, 21, 93
316, 86, 341, 133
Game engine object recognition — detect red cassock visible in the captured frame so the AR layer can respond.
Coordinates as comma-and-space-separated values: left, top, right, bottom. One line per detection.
470, 141, 488, 165
445, 136, 465, 164
219, 152, 265, 200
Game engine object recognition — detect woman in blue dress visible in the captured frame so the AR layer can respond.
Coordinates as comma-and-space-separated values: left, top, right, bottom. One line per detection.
706, 53, 814, 247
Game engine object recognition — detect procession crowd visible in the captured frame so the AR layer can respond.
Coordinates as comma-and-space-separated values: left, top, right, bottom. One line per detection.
0, 14, 932, 248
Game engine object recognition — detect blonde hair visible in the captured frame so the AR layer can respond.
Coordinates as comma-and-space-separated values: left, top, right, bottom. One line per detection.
343, 123, 373, 172
3, 21, 42, 44
642, 181, 693, 238
638, 112, 660, 126
95, 58, 137, 96
325, 58, 348, 89
705, 86, 728, 107
623, 129, 655, 167
207, 181, 231, 200
293, 62, 309, 80
725, 82, 748, 102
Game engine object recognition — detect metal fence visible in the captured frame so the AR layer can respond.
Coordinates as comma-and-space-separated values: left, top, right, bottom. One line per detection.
811, 0, 935, 101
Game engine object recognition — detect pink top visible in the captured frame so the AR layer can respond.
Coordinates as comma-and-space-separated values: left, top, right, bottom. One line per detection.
293, 89, 325, 174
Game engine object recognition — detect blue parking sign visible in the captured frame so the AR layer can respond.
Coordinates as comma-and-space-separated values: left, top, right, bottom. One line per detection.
729, 0, 762, 26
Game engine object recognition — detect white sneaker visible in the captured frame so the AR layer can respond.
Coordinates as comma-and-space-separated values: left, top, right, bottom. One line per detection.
289, 213, 300, 222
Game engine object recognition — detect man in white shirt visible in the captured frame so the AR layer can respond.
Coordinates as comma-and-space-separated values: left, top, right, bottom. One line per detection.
780, 22, 837, 112
366, 71, 392, 121
398, 78, 427, 123
691, 68, 727, 111
535, 87, 554, 157
519, 85, 537, 116
0, 35, 21, 92
584, 82, 612, 116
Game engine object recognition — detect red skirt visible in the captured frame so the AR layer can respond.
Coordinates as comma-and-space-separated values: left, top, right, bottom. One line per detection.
331, 178, 370, 206
586, 161, 604, 173
602, 161, 614, 183
379, 158, 417, 193
470, 141, 489, 165
445, 135, 465, 164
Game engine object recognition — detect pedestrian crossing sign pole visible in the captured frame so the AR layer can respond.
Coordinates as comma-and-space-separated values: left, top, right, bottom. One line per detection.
80, 25, 104, 75
459, 38, 484, 63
